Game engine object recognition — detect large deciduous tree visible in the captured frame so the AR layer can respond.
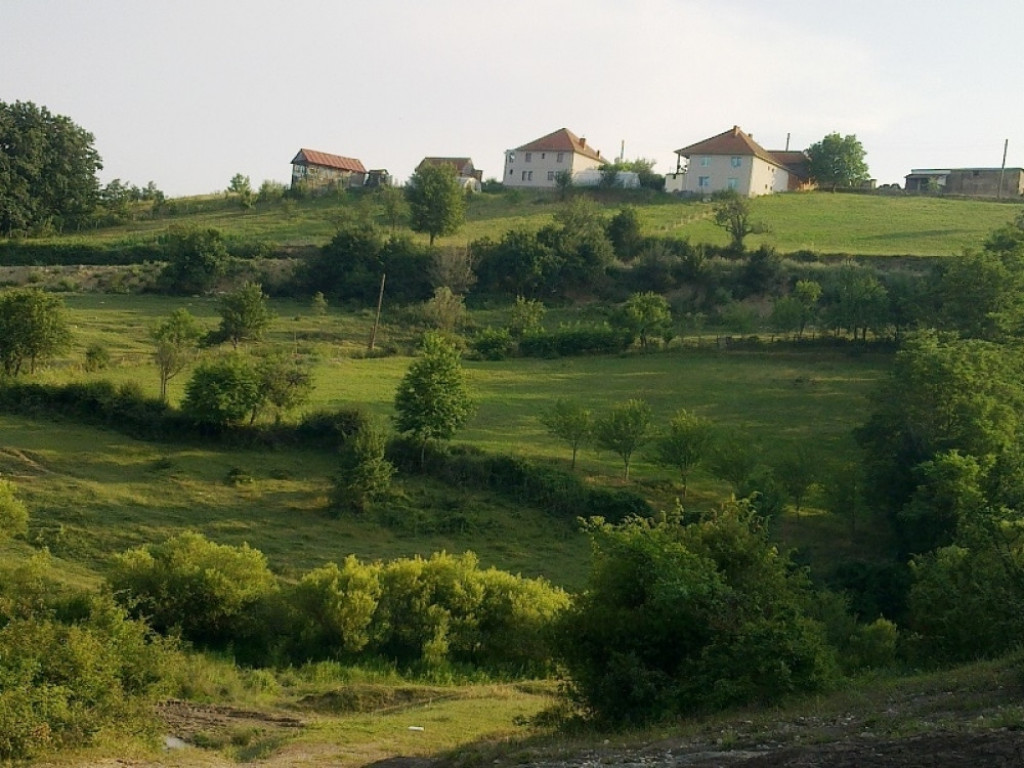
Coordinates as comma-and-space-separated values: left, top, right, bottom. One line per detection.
159, 227, 230, 295
711, 189, 762, 252
617, 292, 673, 350
0, 288, 72, 375
806, 132, 870, 190
394, 332, 473, 463
405, 164, 466, 245
0, 101, 102, 235
182, 355, 263, 428
594, 399, 653, 479
649, 409, 714, 497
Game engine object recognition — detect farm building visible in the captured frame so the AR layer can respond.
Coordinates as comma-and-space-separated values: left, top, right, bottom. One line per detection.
666, 126, 810, 197
291, 149, 367, 191
503, 128, 605, 188
415, 157, 484, 192
905, 167, 1024, 198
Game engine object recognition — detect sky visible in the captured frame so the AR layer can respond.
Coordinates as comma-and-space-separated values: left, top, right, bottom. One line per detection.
3, 0, 1023, 197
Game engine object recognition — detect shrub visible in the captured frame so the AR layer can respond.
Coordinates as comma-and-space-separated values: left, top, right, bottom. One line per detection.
108, 531, 279, 650
332, 419, 395, 514
181, 355, 262, 428
471, 326, 515, 360
554, 504, 838, 724
84, 342, 111, 371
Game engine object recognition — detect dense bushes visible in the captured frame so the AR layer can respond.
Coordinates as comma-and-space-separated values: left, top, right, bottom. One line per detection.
0, 557, 171, 762
110, 533, 568, 674
554, 504, 838, 724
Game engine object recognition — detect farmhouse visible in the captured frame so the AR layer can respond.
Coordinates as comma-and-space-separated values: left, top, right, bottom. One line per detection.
503, 128, 605, 188
666, 126, 810, 197
904, 167, 1024, 198
416, 157, 484, 192
290, 148, 367, 191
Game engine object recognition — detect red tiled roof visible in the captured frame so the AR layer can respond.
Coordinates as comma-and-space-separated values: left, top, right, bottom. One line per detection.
291, 148, 366, 174
675, 126, 781, 167
417, 157, 476, 175
769, 150, 811, 179
516, 128, 603, 161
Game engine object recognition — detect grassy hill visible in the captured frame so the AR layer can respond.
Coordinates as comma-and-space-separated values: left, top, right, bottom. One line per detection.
19, 188, 1021, 258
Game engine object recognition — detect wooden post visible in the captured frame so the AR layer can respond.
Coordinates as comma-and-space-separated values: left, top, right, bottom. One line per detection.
368, 273, 386, 351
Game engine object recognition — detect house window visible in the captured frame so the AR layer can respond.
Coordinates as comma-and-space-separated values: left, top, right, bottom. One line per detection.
557, 152, 564, 163
522, 171, 528, 181
700, 157, 710, 167
730, 156, 742, 168
508, 168, 514, 176
541, 153, 546, 159
547, 171, 555, 181
698, 176, 711, 188
727, 177, 739, 190
525, 152, 532, 162
527, 170, 533, 181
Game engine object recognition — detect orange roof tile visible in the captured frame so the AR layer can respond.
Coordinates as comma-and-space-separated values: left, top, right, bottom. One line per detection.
675, 126, 781, 167
291, 148, 366, 174
417, 157, 476, 175
516, 128, 603, 161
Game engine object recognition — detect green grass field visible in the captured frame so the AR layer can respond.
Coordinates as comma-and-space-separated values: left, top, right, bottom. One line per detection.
27, 188, 1021, 258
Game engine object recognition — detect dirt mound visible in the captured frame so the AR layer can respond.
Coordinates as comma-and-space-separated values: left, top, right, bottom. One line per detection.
156, 698, 304, 746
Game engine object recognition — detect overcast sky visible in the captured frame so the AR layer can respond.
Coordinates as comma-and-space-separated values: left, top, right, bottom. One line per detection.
3, 0, 1022, 196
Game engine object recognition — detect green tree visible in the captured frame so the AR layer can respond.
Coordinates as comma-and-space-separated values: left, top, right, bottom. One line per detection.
775, 446, 819, 515
311, 291, 329, 316
151, 308, 203, 401
793, 279, 822, 338
553, 505, 836, 724
228, 173, 253, 209
708, 432, 760, 492
0, 288, 72, 375
508, 295, 545, 337
216, 281, 274, 348
649, 409, 713, 497
374, 185, 409, 233
405, 164, 466, 245
159, 227, 229, 295
421, 286, 467, 333
606, 206, 644, 261
181, 355, 263, 428
711, 189, 762, 253
540, 398, 592, 470
594, 399, 653, 479
394, 332, 474, 463
333, 419, 395, 513
806, 132, 870, 190
617, 291, 673, 350
0, 479, 29, 541
825, 263, 889, 340
0, 101, 102, 235
253, 351, 314, 424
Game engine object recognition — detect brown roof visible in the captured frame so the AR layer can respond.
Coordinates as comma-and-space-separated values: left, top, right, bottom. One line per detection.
768, 150, 810, 180
516, 128, 603, 161
417, 157, 476, 176
675, 126, 781, 167
291, 148, 366, 174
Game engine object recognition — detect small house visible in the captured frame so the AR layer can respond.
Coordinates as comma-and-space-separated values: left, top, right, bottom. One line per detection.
291, 149, 367, 191
503, 128, 605, 188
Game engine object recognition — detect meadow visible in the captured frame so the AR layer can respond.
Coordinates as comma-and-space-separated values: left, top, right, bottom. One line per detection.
33, 187, 1021, 258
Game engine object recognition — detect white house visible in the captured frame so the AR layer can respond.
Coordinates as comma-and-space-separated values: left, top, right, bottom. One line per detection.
665, 126, 809, 198
503, 128, 605, 188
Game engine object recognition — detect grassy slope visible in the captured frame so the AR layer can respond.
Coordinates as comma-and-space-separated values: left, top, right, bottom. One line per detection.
27, 188, 1020, 257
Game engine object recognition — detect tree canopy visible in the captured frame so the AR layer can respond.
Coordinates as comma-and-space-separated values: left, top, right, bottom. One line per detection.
405, 164, 466, 245
0, 101, 103, 235
806, 132, 870, 190
0, 288, 73, 375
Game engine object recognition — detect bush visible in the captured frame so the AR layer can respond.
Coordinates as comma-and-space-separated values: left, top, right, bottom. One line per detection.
108, 531, 279, 650
554, 504, 838, 724
519, 323, 631, 358
470, 326, 515, 360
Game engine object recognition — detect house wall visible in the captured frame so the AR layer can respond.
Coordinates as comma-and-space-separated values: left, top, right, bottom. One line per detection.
503, 148, 602, 188
678, 154, 786, 197
945, 169, 1024, 198
292, 164, 365, 190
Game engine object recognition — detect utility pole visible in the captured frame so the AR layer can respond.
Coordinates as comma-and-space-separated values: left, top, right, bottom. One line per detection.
368, 273, 386, 351
998, 139, 1009, 200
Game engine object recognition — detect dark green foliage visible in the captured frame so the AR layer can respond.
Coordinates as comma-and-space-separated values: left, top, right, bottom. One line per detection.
405, 163, 466, 245
151, 308, 203, 401
253, 351, 314, 423
649, 409, 713, 496
333, 419, 395, 513
712, 189, 761, 253
158, 227, 229, 295
540, 399, 592, 470
0, 479, 28, 541
214, 281, 274, 348
473, 229, 556, 299
0, 100, 102, 236
83, 342, 111, 372
0, 288, 72, 375
554, 506, 837, 724
606, 206, 644, 261
181, 355, 262, 428
518, 323, 631, 357
296, 408, 370, 450
615, 291, 673, 349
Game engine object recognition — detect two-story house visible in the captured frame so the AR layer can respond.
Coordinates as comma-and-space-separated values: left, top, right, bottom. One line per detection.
503, 128, 605, 188
666, 126, 809, 197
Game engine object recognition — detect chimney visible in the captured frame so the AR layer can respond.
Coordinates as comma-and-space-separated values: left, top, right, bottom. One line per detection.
732, 125, 739, 135
580, 137, 586, 148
